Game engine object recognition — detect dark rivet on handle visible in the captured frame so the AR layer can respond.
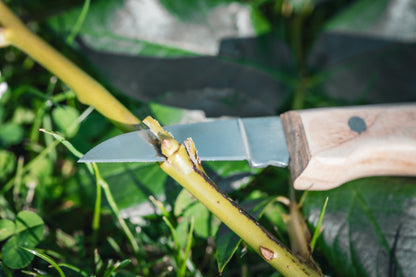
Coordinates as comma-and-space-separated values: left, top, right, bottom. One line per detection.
348, 116, 366, 133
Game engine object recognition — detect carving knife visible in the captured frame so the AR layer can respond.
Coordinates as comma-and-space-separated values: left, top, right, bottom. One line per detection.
79, 104, 416, 190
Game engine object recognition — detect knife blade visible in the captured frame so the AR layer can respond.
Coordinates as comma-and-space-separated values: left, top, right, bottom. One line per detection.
79, 104, 416, 190
79, 116, 289, 168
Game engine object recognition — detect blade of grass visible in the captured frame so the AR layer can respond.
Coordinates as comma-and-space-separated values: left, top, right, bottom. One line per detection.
66, 0, 91, 45
58, 263, 89, 277
149, 195, 171, 218
178, 217, 194, 277
42, 115, 57, 161
310, 197, 329, 251
39, 129, 83, 159
103, 259, 131, 277
162, 216, 179, 250
21, 248, 65, 277
106, 237, 125, 259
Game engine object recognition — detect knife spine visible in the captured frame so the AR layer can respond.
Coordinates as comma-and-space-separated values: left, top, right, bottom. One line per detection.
281, 111, 311, 185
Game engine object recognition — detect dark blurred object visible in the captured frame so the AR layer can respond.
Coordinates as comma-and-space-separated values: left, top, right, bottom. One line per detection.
81, 30, 416, 117
309, 32, 416, 103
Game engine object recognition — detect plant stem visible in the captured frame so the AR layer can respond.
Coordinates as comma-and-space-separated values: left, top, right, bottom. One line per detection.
292, 75, 307, 110
91, 163, 102, 250
290, 14, 308, 110
145, 117, 322, 277
285, 188, 312, 260
0, 0, 141, 131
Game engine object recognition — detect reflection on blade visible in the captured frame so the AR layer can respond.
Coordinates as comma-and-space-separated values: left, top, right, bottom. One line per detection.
79, 117, 289, 168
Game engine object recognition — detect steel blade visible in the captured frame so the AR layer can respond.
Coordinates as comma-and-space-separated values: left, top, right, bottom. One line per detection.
78, 117, 289, 168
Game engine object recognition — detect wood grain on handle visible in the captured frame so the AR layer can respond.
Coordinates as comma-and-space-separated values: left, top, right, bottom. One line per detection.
281, 104, 416, 190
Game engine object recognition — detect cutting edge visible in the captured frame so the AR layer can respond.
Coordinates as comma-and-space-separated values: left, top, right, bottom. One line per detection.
79, 117, 289, 168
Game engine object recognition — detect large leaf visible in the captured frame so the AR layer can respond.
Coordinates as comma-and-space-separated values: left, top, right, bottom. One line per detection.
46, 0, 416, 118
45, 0, 290, 117
47, 0, 255, 56
303, 177, 416, 276
326, 0, 416, 42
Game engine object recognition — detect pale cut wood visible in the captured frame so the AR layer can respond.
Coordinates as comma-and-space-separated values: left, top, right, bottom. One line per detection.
281, 104, 416, 190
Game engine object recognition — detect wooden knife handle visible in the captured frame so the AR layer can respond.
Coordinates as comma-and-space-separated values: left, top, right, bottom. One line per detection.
281, 104, 416, 190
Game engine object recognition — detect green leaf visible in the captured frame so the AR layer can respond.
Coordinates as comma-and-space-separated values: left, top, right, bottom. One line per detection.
216, 223, 241, 273
215, 197, 273, 273
47, 0, 197, 57
0, 122, 24, 147
0, 219, 15, 241
174, 189, 218, 242
249, 6, 272, 35
303, 177, 416, 276
323, 0, 415, 42
12, 106, 35, 124
15, 211, 44, 240
1, 236, 35, 269
149, 102, 186, 126
46, 0, 259, 56
52, 106, 80, 138
326, 0, 390, 33
97, 162, 169, 211
158, 0, 235, 21
1, 211, 45, 269
205, 161, 256, 178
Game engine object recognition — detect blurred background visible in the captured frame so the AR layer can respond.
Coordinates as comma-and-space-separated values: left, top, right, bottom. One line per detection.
1, 0, 416, 276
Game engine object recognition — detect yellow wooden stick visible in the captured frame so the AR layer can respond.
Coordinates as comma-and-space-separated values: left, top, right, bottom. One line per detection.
144, 116, 322, 277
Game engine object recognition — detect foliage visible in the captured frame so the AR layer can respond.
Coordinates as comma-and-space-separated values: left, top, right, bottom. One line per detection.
0, 211, 44, 269
1, 0, 415, 276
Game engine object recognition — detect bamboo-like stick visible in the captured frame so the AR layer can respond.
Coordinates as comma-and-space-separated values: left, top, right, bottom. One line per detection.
144, 117, 322, 277
0, 0, 140, 131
